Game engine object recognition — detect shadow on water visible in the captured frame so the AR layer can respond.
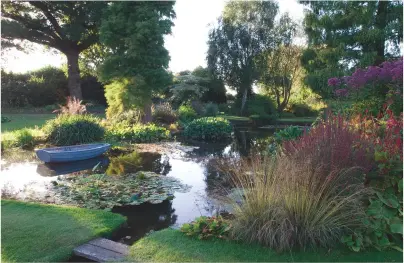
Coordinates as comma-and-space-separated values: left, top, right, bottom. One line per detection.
1, 127, 275, 251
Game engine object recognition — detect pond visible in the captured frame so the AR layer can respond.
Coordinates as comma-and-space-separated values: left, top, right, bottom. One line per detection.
1, 127, 275, 249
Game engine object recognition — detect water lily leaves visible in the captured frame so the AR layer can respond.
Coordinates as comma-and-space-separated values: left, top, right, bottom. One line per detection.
54, 171, 191, 209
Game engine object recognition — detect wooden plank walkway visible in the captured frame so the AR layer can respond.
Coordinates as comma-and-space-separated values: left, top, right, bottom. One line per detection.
74, 238, 129, 262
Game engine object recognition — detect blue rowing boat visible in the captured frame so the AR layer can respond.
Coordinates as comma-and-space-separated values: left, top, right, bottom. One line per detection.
35, 143, 111, 163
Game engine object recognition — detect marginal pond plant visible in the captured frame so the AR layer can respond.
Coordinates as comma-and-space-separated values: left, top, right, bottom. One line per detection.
184, 117, 232, 141
42, 114, 104, 146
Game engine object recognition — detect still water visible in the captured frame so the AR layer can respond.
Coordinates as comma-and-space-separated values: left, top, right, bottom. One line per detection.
1, 128, 274, 247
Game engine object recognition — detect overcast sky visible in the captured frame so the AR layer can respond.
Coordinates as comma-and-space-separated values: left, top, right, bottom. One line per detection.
2, 0, 305, 73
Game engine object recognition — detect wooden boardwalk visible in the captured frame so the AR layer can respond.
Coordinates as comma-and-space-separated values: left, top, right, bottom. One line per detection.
74, 238, 129, 262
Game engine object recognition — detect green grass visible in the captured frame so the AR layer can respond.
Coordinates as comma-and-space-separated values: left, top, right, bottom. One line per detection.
1, 113, 106, 132
1, 114, 56, 132
278, 117, 316, 123
128, 229, 402, 262
222, 115, 250, 121
1, 200, 126, 262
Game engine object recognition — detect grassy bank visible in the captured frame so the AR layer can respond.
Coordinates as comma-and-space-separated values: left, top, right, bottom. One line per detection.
128, 229, 403, 262
1, 113, 106, 132
1, 200, 126, 262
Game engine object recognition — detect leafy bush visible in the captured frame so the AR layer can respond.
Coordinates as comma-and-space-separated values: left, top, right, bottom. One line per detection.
181, 216, 231, 240
280, 111, 296, 118
178, 104, 198, 123
283, 114, 375, 178
249, 114, 276, 126
289, 103, 318, 117
246, 94, 277, 116
1, 116, 11, 123
183, 117, 232, 141
53, 97, 87, 115
223, 155, 369, 251
204, 102, 219, 117
106, 124, 170, 143
42, 114, 105, 146
274, 126, 304, 143
152, 102, 177, 124
111, 109, 143, 127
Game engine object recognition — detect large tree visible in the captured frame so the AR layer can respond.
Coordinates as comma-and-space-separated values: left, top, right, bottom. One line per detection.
99, 1, 175, 122
257, 13, 303, 113
207, 1, 279, 114
300, 0, 403, 97
1, 1, 108, 99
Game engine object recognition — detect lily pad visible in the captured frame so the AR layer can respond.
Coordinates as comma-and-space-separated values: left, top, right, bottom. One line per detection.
53, 171, 191, 209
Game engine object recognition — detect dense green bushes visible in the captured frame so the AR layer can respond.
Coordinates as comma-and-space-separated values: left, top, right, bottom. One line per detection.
178, 104, 197, 123
204, 102, 219, 117
184, 117, 232, 141
1, 67, 106, 108
42, 115, 105, 146
289, 103, 318, 117
105, 124, 170, 143
152, 103, 177, 124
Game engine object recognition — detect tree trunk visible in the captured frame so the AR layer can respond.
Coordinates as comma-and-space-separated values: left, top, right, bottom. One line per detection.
240, 88, 248, 116
66, 51, 83, 99
374, 0, 388, 65
143, 101, 152, 124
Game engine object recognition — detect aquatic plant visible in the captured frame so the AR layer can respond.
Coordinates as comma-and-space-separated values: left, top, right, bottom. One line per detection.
54, 171, 191, 210
183, 117, 232, 141
181, 216, 231, 240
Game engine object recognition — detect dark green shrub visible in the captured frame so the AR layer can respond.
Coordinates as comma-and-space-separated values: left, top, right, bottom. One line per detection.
105, 124, 170, 143
178, 104, 197, 123
1, 116, 11, 123
43, 114, 105, 146
246, 94, 277, 116
181, 216, 231, 240
249, 114, 276, 126
184, 117, 232, 141
204, 102, 219, 117
152, 103, 177, 124
280, 111, 296, 118
290, 103, 318, 117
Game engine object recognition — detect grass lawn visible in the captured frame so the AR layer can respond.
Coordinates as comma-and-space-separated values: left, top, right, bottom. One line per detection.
1, 114, 56, 132
1, 113, 106, 132
1, 200, 126, 262
222, 115, 250, 121
278, 117, 316, 123
128, 229, 403, 262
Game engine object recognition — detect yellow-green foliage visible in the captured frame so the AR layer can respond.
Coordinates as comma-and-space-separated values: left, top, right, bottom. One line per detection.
224, 155, 368, 251
105, 77, 149, 119
105, 124, 170, 143
1, 128, 44, 150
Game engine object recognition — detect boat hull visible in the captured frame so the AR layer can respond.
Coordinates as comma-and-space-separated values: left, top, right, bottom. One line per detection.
35, 143, 111, 163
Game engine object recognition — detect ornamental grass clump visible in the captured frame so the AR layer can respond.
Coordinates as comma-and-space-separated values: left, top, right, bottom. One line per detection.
184, 117, 232, 141
42, 114, 105, 146
223, 155, 369, 251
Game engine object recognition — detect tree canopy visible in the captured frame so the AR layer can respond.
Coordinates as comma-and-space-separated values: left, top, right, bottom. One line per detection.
300, 0, 403, 97
207, 1, 279, 114
1, 1, 108, 99
98, 1, 175, 122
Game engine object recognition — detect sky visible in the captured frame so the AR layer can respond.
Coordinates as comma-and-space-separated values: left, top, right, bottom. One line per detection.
1, 0, 305, 74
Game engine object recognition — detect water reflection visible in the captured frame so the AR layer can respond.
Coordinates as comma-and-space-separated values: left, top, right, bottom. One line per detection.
112, 200, 177, 244
1, 128, 276, 246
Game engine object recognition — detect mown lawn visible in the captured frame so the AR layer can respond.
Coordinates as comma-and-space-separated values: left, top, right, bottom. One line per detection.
128, 229, 403, 262
1, 200, 126, 262
1, 113, 105, 132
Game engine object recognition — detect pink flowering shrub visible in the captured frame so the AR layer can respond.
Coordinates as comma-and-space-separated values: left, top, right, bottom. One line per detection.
328, 57, 403, 116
